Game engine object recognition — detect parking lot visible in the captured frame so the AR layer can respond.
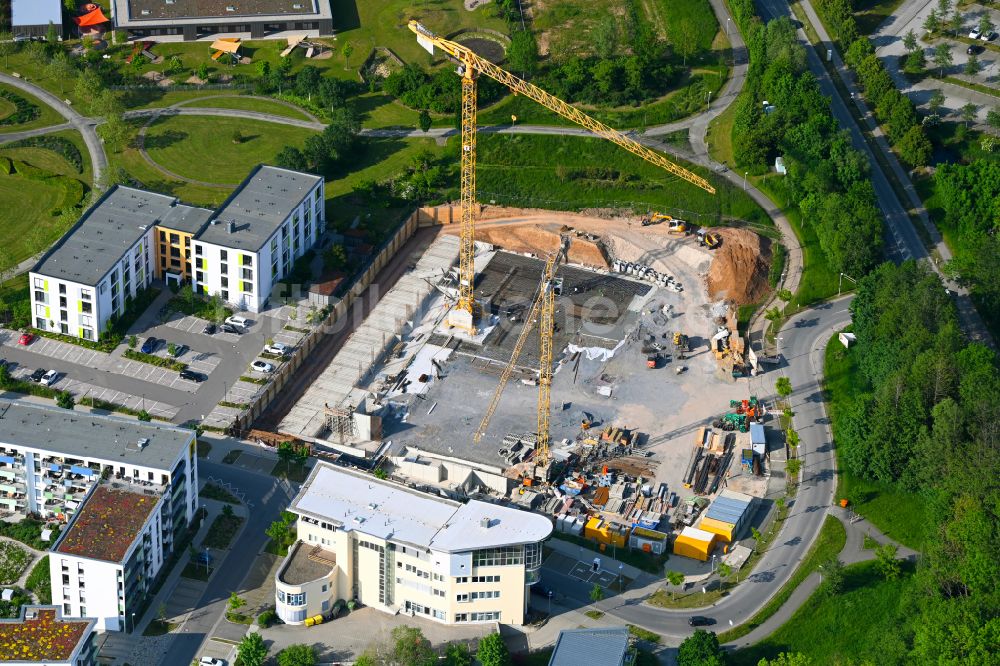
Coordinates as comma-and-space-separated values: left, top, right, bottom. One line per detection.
543, 551, 630, 590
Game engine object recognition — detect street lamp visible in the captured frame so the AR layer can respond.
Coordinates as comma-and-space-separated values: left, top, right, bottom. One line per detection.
618, 563, 624, 592
726, 18, 731, 37
130, 612, 136, 634
743, 171, 748, 191
547, 590, 553, 616
706, 91, 712, 110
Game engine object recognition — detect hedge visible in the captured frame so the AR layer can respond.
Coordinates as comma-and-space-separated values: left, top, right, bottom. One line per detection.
2, 136, 85, 173
0, 90, 40, 126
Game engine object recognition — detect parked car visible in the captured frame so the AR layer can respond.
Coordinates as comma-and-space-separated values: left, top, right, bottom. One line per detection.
202, 323, 217, 335
179, 369, 206, 383
263, 342, 290, 356
195, 551, 213, 565
250, 360, 274, 373
967, 44, 984, 55
39, 370, 59, 386
140, 337, 159, 354
969, 27, 983, 39
29, 368, 47, 383
688, 616, 714, 627
17, 332, 34, 346
225, 315, 249, 330
167, 344, 188, 358
199, 658, 225, 666
983, 31, 998, 41
219, 323, 242, 335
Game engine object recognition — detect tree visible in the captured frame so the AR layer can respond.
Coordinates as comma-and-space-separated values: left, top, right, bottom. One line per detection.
390, 626, 435, 666
137, 410, 151, 422
675, 19, 698, 67
820, 557, 845, 594
277, 644, 316, 666
443, 642, 471, 666
167, 342, 177, 357
898, 125, 933, 167
936, 0, 951, 16
236, 632, 267, 666
979, 15, 994, 36
665, 570, 685, 599
593, 15, 618, 60
923, 9, 940, 33
277, 440, 297, 473
677, 630, 725, 666
929, 89, 946, 114
46, 21, 58, 45
228, 592, 246, 612
476, 633, 510, 666
961, 102, 978, 127
933, 42, 953, 76
222, 504, 235, 519
751, 526, 763, 548
0, 32, 16, 69
965, 53, 980, 77
507, 29, 539, 76
45, 53, 76, 94
775, 376, 792, 398
717, 563, 732, 580
196, 63, 210, 81
56, 391, 74, 410
786, 428, 800, 448
418, 109, 432, 133
325, 244, 349, 272
903, 29, 918, 52
949, 11, 964, 36
342, 42, 354, 68
875, 543, 902, 580
786, 457, 802, 477
987, 107, 1000, 129
589, 583, 604, 602
757, 654, 813, 666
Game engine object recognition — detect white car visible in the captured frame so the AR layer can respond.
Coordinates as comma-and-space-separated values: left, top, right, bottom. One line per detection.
199, 658, 226, 666
39, 370, 59, 386
250, 360, 274, 373
969, 27, 983, 39
263, 342, 290, 356
225, 315, 249, 330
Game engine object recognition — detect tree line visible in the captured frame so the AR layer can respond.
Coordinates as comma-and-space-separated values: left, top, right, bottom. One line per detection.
728, 1, 884, 277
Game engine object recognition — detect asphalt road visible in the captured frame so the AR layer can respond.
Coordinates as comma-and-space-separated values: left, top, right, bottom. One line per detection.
159, 459, 297, 666
536, 298, 852, 639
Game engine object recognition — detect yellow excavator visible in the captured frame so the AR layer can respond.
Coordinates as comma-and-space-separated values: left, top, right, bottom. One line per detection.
643, 212, 690, 235
702, 232, 721, 249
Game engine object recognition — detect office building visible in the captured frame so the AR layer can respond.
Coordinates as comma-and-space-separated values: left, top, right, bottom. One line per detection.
273, 462, 552, 626
111, 0, 334, 41
0, 605, 97, 665
29, 166, 324, 338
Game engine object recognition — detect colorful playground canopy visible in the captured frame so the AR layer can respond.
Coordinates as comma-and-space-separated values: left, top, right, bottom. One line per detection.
74, 7, 110, 27
210, 38, 242, 54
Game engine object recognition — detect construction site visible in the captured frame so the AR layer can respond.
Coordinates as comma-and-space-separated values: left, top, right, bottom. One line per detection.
266, 22, 785, 575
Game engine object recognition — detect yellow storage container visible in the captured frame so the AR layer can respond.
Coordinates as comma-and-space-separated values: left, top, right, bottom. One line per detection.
672, 526, 716, 561
698, 516, 736, 543
304, 614, 324, 627
584, 517, 629, 548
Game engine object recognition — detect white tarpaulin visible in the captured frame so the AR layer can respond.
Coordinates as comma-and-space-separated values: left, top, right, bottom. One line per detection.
567, 337, 626, 362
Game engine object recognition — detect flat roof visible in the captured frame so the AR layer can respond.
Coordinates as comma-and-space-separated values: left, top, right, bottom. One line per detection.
279, 541, 336, 585
677, 526, 716, 542
12, 0, 62, 27
0, 607, 94, 663
121, 0, 326, 21
197, 165, 322, 252
0, 400, 194, 471
549, 627, 630, 666
705, 495, 752, 525
56, 484, 160, 563
158, 203, 214, 235
32, 186, 176, 286
292, 463, 553, 552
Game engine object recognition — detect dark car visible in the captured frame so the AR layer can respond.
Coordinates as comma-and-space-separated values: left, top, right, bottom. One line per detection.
219, 323, 242, 335
140, 337, 159, 354
179, 369, 206, 383
688, 616, 714, 627
29, 368, 47, 383
967, 44, 984, 55
195, 551, 213, 565
202, 323, 217, 335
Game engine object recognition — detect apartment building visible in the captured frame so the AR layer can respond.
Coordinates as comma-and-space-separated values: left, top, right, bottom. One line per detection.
29, 166, 324, 339
28, 187, 161, 341
0, 400, 197, 525
274, 463, 552, 626
191, 166, 325, 313
0, 605, 98, 666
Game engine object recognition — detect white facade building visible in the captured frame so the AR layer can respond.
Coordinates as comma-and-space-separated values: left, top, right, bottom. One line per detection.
274, 463, 552, 627
192, 166, 325, 313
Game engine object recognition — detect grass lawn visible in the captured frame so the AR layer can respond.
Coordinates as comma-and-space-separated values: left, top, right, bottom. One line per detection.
706, 91, 739, 167
729, 560, 915, 665
824, 335, 928, 549
352, 92, 424, 129
201, 514, 244, 550
718, 516, 847, 643
142, 115, 316, 185
472, 133, 768, 226
200, 481, 240, 504
0, 84, 65, 131
270, 460, 312, 483
180, 95, 314, 121
142, 618, 178, 636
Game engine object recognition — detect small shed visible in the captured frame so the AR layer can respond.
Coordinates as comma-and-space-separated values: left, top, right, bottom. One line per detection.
750, 423, 766, 456
775, 156, 787, 175
839, 332, 857, 348
629, 526, 669, 555
1, 589, 13, 601
673, 526, 716, 561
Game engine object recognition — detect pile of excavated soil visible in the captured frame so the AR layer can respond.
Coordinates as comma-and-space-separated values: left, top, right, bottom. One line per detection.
706, 228, 771, 306
474, 223, 609, 269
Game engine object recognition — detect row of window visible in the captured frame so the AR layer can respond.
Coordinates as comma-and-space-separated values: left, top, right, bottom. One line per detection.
454, 611, 500, 622
472, 546, 524, 567
277, 590, 306, 606
400, 562, 430, 579
456, 590, 500, 602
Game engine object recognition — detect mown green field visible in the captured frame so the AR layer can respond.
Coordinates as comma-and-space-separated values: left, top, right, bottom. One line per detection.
178, 96, 313, 121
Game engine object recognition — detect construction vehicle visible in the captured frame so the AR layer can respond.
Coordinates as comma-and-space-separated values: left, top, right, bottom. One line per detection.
701, 232, 721, 249
407, 21, 715, 335
667, 219, 690, 235
646, 354, 658, 369
642, 212, 674, 227
673, 332, 689, 355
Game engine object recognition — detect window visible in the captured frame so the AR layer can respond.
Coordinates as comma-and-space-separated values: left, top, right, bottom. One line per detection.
220, 250, 227, 261
470, 590, 499, 600
170, 247, 181, 258
170, 233, 179, 244
456, 577, 468, 584
221, 277, 229, 288
99, 281, 108, 294
80, 315, 92, 327
433, 589, 445, 597
33, 277, 43, 288
221, 290, 229, 301
456, 593, 469, 603
432, 609, 446, 620
195, 245, 203, 256
59, 296, 67, 308
242, 255, 252, 267
63, 603, 71, 615
473, 546, 523, 567
195, 271, 204, 283
34, 304, 46, 317
34, 290, 46, 303
80, 289, 91, 301
277, 590, 285, 603
287, 592, 305, 606
58, 284, 66, 295
470, 611, 499, 622
472, 575, 500, 583
242, 281, 253, 294
221, 263, 228, 275
241, 268, 252, 280
81, 328, 93, 341
81, 302, 92, 314
159, 230, 167, 242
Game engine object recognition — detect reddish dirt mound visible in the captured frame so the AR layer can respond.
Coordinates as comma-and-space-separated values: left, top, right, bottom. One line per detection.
474, 223, 609, 268
707, 228, 771, 305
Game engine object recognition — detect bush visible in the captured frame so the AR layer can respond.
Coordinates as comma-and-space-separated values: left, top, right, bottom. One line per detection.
123, 349, 187, 371
0, 518, 60, 550
0, 541, 31, 584
0, 90, 40, 126
25, 556, 51, 604
257, 609, 276, 628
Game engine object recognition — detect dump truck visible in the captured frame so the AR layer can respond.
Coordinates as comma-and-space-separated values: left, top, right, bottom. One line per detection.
702, 232, 721, 249
673, 332, 690, 353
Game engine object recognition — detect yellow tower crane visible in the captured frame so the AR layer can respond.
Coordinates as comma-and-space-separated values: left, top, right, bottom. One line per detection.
408, 20, 715, 336
408, 20, 717, 472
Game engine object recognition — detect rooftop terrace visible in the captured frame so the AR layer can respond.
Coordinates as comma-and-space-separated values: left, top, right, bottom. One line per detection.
279, 542, 336, 585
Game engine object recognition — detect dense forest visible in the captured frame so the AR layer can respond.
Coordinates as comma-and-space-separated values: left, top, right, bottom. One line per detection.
728, 0, 884, 278
838, 261, 999, 661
